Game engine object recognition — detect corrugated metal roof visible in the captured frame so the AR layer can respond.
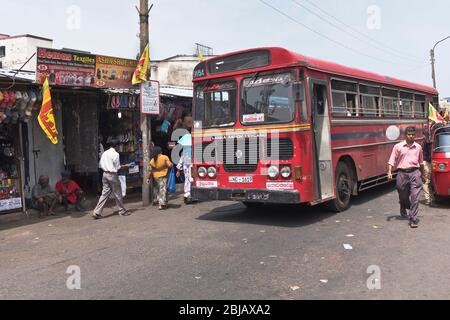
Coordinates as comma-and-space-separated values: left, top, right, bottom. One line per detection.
0, 69, 36, 82
102, 85, 193, 98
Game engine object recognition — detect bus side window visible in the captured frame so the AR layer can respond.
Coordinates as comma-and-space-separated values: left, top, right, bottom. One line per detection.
346, 93, 356, 116
331, 92, 347, 117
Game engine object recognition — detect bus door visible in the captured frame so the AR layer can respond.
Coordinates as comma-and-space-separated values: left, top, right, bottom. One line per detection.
309, 80, 333, 201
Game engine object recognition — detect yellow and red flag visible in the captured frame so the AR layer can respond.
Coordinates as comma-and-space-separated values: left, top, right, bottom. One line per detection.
428, 103, 444, 124
38, 77, 58, 144
198, 48, 204, 62
132, 44, 150, 85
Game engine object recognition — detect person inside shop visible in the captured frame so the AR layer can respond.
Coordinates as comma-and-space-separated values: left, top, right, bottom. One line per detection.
55, 171, 85, 212
31, 175, 59, 218
173, 111, 193, 131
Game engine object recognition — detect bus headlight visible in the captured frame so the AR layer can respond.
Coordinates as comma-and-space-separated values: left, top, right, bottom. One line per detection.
280, 166, 292, 178
198, 166, 207, 178
438, 163, 447, 171
207, 167, 217, 178
267, 166, 279, 179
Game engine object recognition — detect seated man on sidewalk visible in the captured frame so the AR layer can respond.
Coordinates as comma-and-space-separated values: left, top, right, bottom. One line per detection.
31, 175, 59, 218
55, 171, 85, 212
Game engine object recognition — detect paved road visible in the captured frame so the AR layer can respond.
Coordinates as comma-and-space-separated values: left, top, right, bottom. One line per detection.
1, 184, 449, 300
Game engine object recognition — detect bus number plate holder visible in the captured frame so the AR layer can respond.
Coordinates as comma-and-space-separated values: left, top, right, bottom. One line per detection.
229, 176, 253, 183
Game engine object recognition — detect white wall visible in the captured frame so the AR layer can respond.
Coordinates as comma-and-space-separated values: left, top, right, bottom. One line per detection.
151, 56, 213, 88
0, 36, 53, 71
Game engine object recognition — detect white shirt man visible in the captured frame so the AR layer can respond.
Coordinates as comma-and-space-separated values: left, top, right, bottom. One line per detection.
93, 141, 129, 218
99, 147, 120, 173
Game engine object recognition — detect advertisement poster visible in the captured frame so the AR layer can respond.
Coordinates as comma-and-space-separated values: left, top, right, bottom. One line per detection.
140, 81, 160, 115
94, 55, 137, 88
36, 47, 96, 87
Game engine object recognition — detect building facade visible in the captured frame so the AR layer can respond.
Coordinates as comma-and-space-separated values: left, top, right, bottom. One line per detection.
0, 34, 53, 71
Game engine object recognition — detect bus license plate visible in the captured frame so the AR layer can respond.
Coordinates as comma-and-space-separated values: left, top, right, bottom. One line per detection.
229, 176, 253, 183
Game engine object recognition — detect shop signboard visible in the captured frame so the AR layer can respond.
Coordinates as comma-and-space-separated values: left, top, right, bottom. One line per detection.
36, 47, 96, 86
0, 197, 22, 212
94, 55, 137, 88
140, 80, 160, 115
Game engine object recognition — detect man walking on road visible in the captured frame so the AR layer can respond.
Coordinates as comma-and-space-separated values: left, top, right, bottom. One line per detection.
93, 139, 130, 219
387, 126, 424, 228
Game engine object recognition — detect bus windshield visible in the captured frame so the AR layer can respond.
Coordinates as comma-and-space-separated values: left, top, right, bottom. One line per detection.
241, 72, 295, 125
194, 81, 237, 128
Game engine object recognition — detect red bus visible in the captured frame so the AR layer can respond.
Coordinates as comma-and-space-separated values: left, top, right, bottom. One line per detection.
190, 47, 439, 211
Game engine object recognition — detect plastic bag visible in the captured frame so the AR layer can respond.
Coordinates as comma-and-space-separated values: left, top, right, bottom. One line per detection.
166, 167, 176, 193
110, 175, 126, 198
119, 175, 127, 197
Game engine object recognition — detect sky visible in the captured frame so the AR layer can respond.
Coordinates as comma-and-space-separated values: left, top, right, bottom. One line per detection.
2, 0, 450, 96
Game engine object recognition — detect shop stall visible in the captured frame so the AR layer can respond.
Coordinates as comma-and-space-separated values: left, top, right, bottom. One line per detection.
0, 123, 24, 214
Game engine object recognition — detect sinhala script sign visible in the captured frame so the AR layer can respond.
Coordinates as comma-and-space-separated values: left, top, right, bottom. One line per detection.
140, 80, 160, 115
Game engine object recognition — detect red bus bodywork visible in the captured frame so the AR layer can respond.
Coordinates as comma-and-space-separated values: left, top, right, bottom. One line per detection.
191, 47, 438, 211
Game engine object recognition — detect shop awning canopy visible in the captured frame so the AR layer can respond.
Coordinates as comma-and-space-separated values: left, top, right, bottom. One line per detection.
0, 69, 36, 82
101, 85, 193, 98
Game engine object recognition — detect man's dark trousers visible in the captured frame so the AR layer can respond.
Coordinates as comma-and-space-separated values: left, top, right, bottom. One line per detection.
396, 169, 422, 222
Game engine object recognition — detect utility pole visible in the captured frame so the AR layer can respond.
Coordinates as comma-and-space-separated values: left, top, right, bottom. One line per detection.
136, 0, 153, 206
430, 35, 450, 89
430, 48, 436, 89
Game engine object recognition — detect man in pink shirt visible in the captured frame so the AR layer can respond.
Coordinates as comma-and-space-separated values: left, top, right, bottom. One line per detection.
387, 126, 424, 228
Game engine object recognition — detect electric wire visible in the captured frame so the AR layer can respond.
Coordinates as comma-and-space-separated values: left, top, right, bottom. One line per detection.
290, 0, 422, 63
259, 0, 426, 68
301, 0, 425, 62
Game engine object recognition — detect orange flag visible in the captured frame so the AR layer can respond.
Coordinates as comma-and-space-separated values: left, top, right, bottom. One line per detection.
38, 77, 58, 144
132, 44, 150, 85
428, 103, 444, 124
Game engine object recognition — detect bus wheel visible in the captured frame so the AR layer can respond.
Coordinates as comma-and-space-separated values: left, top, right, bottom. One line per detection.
328, 162, 353, 212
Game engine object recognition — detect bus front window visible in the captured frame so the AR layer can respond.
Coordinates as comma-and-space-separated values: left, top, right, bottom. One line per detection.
194, 81, 237, 128
241, 72, 295, 125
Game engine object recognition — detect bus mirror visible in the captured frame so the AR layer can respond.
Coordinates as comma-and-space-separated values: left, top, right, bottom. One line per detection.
293, 82, 304, 102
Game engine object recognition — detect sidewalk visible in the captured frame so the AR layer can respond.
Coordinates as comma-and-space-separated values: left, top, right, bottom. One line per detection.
0, 186, 185, 230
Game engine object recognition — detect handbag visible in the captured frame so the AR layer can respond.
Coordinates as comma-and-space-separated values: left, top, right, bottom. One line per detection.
166, 167, 176, 193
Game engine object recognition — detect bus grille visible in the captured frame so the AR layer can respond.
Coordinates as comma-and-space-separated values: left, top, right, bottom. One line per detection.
264, 138, 294, 160
222, 139, 259, 172
195, 137, 293, 172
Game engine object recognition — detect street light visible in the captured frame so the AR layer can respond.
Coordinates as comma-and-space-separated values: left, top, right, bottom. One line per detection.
430, 35, 450, 88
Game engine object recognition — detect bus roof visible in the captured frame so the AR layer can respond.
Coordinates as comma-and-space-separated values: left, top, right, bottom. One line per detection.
199, 47, 438, 95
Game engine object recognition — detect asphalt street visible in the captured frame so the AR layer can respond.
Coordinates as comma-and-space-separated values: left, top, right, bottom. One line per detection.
0, 183, 449, 300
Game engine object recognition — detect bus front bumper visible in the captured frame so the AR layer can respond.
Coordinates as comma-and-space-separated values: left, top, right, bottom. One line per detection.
191, 187, 301, 204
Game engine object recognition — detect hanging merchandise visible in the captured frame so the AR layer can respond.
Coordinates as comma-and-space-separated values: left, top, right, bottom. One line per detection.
106, 94, 138, 110
0, 89, 38, 125
0, 125, 23, 213
100, 96, 143, 192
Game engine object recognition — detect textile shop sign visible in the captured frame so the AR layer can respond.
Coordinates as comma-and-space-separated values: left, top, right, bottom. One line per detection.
36, 47, 138, 89
94, 55, 137, 89
140, 80, 160, 115
36, 47, 96, 87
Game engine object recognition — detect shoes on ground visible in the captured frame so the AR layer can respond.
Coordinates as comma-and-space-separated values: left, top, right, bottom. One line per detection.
92, 213, 103, 219
400, 208, 408, 218
409, 219, 419, 228
119, 211, 130, 216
